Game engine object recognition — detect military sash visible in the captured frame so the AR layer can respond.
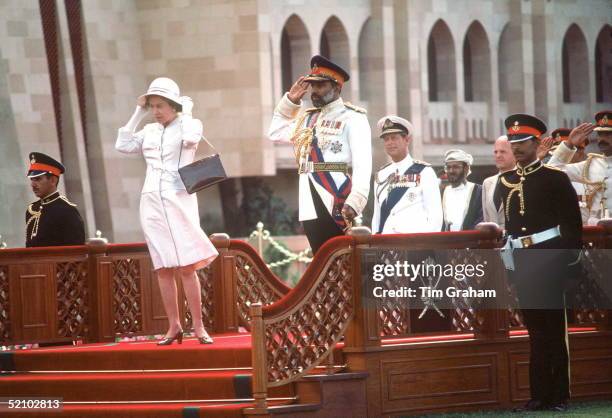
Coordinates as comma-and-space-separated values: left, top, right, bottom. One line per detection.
377, 163, 426, 233
306, 112, 352, 229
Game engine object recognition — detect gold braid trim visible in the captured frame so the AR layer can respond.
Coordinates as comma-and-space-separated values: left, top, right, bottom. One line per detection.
26, 203, 42, 239
581, 155, 606, 212
500, 176, 525, 218
290, 110, 318, 165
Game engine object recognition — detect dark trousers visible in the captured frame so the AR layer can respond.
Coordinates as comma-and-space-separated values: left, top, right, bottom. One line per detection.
302, 180, 343, 255
512, 249, 570, 405
519, 304, 570, 404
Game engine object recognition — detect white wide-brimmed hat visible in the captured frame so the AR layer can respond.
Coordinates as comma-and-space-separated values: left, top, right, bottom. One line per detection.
137, 77, 182, 109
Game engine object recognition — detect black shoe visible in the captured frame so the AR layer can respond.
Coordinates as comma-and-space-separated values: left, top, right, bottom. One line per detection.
512, 400, 546, 412
549, 401, 569, 412
157, 330, 183, 346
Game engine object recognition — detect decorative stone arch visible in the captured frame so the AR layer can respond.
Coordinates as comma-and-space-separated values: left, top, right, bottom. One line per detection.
562, 23, 589, 103
497, 22, 514, 103
595, 24, 612, 103
280, 14, 311, 94
357, 17, 381, 103
463, 20, 491, 102
320, 15, 351, 99
427, 19, 456, 102
320, 16, 350, 69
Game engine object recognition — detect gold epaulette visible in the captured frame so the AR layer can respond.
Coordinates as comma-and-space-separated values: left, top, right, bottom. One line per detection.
344, 102, 367, 114
413, 159, 432, 166
60, 196, 77, 207
586, 152, 604, 159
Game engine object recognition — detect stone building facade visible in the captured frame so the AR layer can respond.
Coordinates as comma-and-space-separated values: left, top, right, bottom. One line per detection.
0, 0, 610, 246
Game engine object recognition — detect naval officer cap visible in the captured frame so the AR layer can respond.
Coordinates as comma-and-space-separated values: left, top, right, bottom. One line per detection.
27, 152, 65, 178
377, 115, 414, 138
303, 55, 350, 87
504, 113, 547, 143
444, 149, 474, 166
594, 110, 612, 132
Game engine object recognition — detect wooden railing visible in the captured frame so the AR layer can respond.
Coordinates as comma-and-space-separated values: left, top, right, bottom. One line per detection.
0, 234, 290, 346
248, 221, 612, 410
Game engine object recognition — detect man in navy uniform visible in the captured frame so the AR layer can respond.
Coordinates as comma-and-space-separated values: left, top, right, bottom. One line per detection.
25, 152, 85, 247
494, 114, 582, 412
372, 115, 442, 234
268, 55, 372, 253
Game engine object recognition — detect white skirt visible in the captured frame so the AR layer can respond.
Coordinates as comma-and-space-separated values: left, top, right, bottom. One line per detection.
139, 189, 218, 270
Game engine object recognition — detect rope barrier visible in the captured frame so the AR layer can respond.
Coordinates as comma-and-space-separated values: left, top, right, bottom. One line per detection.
248, 222, 312, 268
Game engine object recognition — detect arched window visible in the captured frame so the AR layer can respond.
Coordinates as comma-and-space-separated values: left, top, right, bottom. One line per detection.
320, 16, 350, 98
463, 21, 491, 102
427, 20, 456, 102
497, 23, 513, 102
562, 24, 589, 103
595, 25, 612, 103
358, 17, 380, 102
320, 16, 350, 68
280, 14, 311, 94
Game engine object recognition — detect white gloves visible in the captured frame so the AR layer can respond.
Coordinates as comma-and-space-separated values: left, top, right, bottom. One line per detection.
180, 96, 194, 116
124, 105, 149, 131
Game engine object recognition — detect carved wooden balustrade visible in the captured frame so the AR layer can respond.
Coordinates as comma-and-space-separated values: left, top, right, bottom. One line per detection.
0, 234, 290, 346
247, 221, 612, 411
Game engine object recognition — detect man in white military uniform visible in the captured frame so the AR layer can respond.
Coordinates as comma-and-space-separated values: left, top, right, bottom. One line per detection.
482, 136, 515, 228
268, 55, 372, 253
372, 116, 442, 234
548, 111, 612, 225
549, 128, 590, 224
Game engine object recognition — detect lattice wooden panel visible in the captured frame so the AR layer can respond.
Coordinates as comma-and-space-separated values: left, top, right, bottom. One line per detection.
377, 249, 411, 336
56, 261, 89, 338
447, 249, 488, 332
184, 266, 214, 331
235, 254, 284, 327
377, 249, 490, 335
0, 265, 9, 341
112, 259, 142, 334
265, 250, 352, 386
571, 247, 609, 325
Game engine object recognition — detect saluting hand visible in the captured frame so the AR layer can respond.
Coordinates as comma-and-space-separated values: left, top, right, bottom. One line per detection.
287, 76, 309, 104
536, 136, 554, 160
568, 123, 595, 148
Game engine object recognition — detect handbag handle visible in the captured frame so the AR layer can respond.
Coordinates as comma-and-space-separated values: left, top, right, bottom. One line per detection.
178, 116, 217, 169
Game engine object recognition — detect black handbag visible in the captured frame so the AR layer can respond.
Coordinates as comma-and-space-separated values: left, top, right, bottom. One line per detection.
178, 136, 227, 194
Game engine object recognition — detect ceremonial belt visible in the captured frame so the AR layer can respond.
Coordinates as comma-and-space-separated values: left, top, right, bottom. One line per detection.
299, 162, 348, 174
306, 112, 352, 230
509, 225, 561, 249
500, 225, 562, 270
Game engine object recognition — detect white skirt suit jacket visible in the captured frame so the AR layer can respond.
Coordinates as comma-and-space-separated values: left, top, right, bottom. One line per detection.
115, 115, 218, 270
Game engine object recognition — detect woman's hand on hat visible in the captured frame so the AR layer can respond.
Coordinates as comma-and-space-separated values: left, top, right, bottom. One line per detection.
568, 123, 595, 148
287, 76, 309, 104
180, 96, 194, 116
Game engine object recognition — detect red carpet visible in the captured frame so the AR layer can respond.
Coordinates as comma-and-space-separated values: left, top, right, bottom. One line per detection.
1, 328, 597, 417
0, 333, 292, 418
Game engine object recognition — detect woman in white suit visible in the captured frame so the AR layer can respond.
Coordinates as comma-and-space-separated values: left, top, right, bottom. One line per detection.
116, 77, 218, 345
